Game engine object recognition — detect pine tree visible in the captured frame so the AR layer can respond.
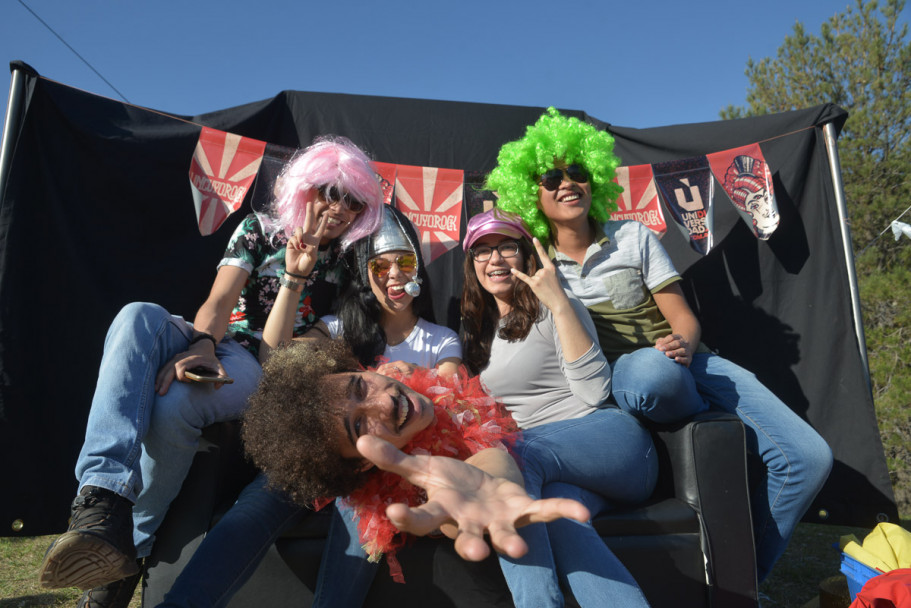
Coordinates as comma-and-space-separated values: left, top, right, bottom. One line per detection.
722, 0, 910, 269
724, 0, 911, 515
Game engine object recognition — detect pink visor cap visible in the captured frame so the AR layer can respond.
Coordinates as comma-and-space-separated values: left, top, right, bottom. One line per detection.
463, 208, 533, 252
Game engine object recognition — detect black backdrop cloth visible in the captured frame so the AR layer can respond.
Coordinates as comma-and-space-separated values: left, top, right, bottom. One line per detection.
0, 62, 896, 535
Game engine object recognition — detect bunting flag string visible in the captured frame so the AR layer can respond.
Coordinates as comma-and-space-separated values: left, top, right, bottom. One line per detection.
856, 204, 911, 257
186, 127, 794, 257
186, 128, 463, 265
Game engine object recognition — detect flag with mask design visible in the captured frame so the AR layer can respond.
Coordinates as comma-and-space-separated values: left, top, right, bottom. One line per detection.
708, 143, 780, 240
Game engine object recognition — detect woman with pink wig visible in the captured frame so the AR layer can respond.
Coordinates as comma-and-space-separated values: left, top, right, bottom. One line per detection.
39, 135, 385, 607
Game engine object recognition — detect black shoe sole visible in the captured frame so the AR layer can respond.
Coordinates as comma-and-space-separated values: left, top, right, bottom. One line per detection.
38, 531, 139, 591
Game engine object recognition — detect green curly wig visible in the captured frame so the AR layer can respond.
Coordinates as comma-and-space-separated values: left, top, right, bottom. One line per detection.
484, 107, 623, 241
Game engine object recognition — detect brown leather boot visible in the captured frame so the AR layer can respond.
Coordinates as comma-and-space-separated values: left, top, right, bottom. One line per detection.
38, 486, 139, 590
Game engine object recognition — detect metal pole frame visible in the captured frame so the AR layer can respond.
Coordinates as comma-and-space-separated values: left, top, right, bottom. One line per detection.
823, 121, 872, 393
0, 67, 28, 204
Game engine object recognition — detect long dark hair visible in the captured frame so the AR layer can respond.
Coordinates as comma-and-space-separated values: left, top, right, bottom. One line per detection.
460, 237, 540, 375
338, 206, 435, 367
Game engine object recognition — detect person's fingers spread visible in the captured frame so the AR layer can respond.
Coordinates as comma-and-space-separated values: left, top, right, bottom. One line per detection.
486, 521, 528, 559
515, 498, 590, 528
453, 529, 491, 562
313, 212, 329, 239
303, 201, 317, 229
510, 267, 531, 283
531, 237, 554, 268
385, 502, 448, 536
356, 435, 431, 487
356, 435, 409, 472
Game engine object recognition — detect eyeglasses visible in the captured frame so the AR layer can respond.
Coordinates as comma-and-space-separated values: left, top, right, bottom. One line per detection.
368, 253, 417, 278
318, 185, 367, 214
470, 240, 520, 263
538, 164, 589, 191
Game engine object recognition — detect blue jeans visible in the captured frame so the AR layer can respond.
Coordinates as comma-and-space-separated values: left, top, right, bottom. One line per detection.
74, 302, 263, 558
611, 347, 709, 422
313, 500, 379, 607
612, 348, 833, 582
499, 408, 658, 608
159, 474, 376, 608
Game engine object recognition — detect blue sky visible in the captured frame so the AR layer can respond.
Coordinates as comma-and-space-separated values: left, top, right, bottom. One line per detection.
1, 0, 907, 135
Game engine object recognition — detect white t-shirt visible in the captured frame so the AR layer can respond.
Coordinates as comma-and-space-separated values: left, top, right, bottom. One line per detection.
320, 316, 462, 368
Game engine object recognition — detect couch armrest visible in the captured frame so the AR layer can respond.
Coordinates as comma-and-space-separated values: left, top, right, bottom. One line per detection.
651, 411, 758, 607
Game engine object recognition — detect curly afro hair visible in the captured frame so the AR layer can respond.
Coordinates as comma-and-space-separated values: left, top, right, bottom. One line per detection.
242, 338, 370, 505
484, 107, 623, 241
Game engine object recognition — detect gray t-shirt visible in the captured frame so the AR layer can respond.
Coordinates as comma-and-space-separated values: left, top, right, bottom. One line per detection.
479, 294, 612, 429
551, 220, 682, 361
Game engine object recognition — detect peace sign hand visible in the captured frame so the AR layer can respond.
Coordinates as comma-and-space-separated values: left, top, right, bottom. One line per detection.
285, 199, 329, 278
510, 237, 571, 315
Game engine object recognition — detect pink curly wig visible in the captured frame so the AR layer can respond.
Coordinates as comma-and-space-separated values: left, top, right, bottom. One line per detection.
269, 135, 384, 249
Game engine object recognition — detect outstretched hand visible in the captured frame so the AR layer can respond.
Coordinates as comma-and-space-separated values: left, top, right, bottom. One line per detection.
356, 435, 590, 562
285, 199, 329, 278
510, 238, 571, 314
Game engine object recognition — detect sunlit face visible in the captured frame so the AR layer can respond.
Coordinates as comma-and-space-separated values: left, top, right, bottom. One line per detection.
471, 234, 524, 306
312, 188, 361, 244
368, 250, 417, 317
324, 371, 436, 459
743, 189, 779, 235
536, 160, 592, 227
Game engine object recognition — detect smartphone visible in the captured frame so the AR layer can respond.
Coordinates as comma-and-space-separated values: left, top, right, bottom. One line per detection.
185, 367, 234, 384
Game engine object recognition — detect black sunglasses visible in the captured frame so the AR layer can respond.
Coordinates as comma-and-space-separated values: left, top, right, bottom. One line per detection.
538, 164, 589, 191
318, 185, 367, 214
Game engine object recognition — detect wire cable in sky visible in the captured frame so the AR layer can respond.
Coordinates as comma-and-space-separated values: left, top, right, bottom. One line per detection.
856, 203, 911, 258
17, 0, 130, 103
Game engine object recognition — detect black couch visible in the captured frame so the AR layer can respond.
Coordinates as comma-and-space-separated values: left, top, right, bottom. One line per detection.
141, 411, 758, 607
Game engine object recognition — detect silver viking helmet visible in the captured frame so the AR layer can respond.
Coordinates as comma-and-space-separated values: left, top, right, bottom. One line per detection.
368, 205, 423, 297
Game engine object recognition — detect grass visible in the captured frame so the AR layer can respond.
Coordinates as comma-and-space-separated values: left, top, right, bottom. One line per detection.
758, 523, 865, 607
2, 522, 906, 607
0, 536, 141, 608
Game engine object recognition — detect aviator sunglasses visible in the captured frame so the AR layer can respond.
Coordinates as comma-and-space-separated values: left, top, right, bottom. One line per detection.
318, 185, 367, 214
368, 253, 417, 278
538, 164, 589, 191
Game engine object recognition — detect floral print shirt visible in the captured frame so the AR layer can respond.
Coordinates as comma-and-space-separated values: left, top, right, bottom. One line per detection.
218, 213, 343, 355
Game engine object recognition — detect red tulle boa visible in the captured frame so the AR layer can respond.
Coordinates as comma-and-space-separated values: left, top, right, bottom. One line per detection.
339, 366, 518, 582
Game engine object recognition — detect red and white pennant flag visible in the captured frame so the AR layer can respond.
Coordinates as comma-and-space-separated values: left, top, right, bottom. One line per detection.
612, 164, 667, 238
392, 164, 464, 264
189, 127, 267, 235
